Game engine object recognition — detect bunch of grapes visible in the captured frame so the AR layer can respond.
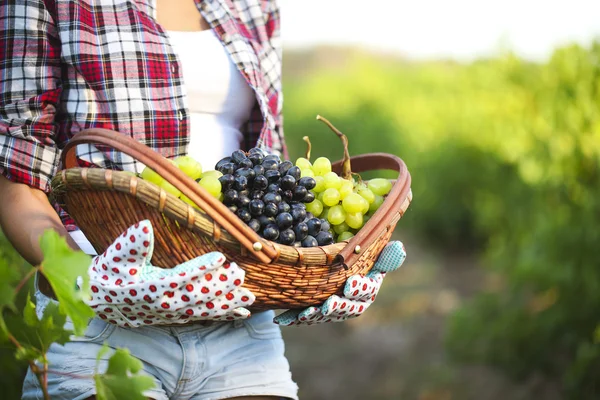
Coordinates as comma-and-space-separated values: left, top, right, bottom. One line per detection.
140, 155, 224, 202
139, 116, 393, 248
213, 149, 334, 247
294, 156, 392, 243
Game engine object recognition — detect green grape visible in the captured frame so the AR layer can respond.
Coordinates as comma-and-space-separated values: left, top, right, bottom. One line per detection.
199, 176, 222, 198
360, 197, 370, 214
160, 180, 182, 197
320, 207, 329, 222
345, 212, 364, 230
301, 168, 315, 178
327, 205, 346, 225
368, 178, 393, 196
322, 188, 341, 207
312, 157, 332, 176
333, 221, 350, 235
342, 193, 364, 214
358, 186, 375, 204
323, 172, 342, 189
363, 214, 371, 225
317, 191, 326, 203
201, 170, 223, 180
313, 176, 326, 192
339, 179, 354, 199
296, 157, 312, 170
305, 199, 323, 217
369, 194, 385, 213
174, 155, 203, 180
180, 194, 199, 209
337, 231, 354, 242
141, 166, 165, 186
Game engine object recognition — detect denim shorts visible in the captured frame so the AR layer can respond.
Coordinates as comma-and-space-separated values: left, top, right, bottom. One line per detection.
22, 290, 298, 400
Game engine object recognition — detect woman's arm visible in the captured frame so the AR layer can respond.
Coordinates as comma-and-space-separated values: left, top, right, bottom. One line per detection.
0, 176, 79, 266
0, 1, 73, 266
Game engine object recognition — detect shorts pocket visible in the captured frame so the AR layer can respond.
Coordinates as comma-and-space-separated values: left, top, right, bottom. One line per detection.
243, 311, 282, 340
68, 317, 116, 343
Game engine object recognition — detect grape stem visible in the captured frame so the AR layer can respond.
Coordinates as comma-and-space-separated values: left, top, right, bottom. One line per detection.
303, 136, 312, 161
316, 115, 352, 180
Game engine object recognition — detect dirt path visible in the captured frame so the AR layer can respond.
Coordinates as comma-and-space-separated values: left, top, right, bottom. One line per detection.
281, 231, 561, 400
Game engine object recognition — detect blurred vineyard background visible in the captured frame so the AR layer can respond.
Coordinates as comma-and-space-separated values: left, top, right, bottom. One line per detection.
2, 43, 600, 399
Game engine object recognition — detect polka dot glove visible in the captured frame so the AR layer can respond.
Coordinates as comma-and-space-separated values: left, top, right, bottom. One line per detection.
273, 241, 406, 326
84, 220, 255, 327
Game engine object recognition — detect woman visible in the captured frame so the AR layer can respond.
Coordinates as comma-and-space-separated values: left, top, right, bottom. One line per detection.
0, 1, 406, 399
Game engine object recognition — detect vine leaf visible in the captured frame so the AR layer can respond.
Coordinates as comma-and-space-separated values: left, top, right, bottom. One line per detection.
39, 230, 94, 336
95, 346, 156, 400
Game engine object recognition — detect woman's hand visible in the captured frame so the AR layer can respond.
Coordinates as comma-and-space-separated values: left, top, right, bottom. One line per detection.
85, 220, 255, 327
273, 241, 406, 326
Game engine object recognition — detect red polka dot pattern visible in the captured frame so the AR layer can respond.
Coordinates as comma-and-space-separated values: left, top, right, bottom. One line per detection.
85, 220, 255, 327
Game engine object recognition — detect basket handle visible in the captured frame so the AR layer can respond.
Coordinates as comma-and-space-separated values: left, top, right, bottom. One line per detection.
331, 153, 412, 269
60, 128, 278, 264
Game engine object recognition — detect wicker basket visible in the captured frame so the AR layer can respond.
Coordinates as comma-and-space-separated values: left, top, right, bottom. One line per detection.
51, 129, 412, 311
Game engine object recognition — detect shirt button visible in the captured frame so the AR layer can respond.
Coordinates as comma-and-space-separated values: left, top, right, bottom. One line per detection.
171, 64, 176, 74
178, 110, 184, 121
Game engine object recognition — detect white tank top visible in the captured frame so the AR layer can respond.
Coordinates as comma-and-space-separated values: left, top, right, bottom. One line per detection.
70, 29, 256, 255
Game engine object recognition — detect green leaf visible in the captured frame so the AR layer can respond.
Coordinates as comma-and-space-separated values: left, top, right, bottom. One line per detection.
39, 230, 94, 335
94, 347, 156, 400
7, 294, 71, 357
0, 260, 24, 312
15, 345, 40, 362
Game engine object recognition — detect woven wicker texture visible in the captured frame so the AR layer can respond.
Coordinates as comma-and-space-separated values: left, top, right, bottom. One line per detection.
51, 129, 412, 310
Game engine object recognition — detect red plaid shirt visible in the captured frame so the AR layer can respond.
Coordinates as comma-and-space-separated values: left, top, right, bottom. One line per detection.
0, 0, 284, 196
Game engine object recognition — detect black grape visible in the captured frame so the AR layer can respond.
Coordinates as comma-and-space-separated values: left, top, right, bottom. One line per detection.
291, 207, 306, 223
249, 199, 265, 216
263, 225, 279, 241
223, 189, 239, 206
262, 159, 279, 171
236, 208, 252, 223
298, 177, 317, 190
235, 167, 255, 181
217, 162, 236, 175
276, 212, 293, 229
320, 219, 331, 233
215, 157, 232, 170
301, 235, 318, 247
315, 231, 334, 246
267, 183, 280, 193
250, 190, 264, 200
279, 229, 295, 245
264, 202, 278, 217
281, 190, 293, 202
293, 222, 308, 241
233, 176, 248, 191
264, 169, 281, 183
286, 166, 301, 181
258, 215, 275, 227
277, 202, 291, 214
238, 159, 253, 169
278, 160, 293, 175
306, 218, 322, 236
253, 175, 268, 190
279, 175, 296, 190
253, 165, 265, 176
263, 192, 281, 204
264, 154, 281, 164
218, 174, 235, 190
236, 194, 250, 208
248, 219, 261, 232
292, 186, 308, 201
248, 153, 264, 166
303, 191, 315, 203
231, 150, 248, 164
